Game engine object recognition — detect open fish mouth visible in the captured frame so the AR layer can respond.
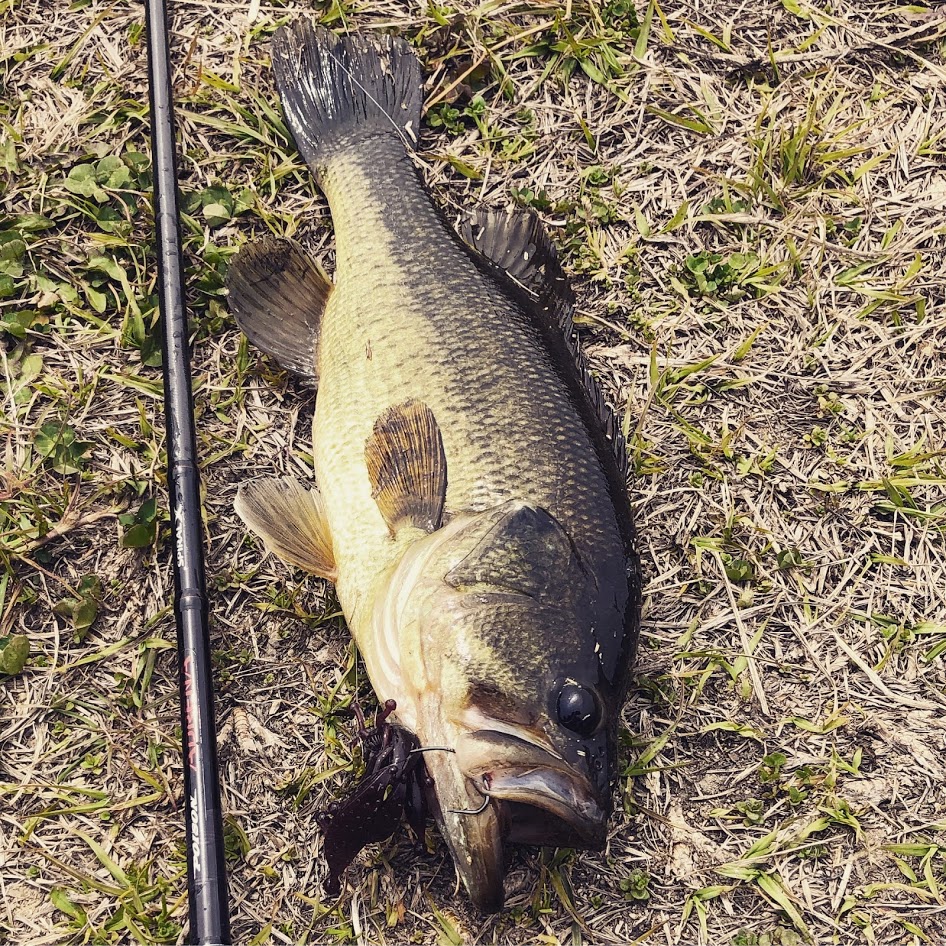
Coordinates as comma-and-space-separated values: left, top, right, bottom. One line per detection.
456, 729, 607, 849
420, 724, 608, 911
482, 768, 607, 848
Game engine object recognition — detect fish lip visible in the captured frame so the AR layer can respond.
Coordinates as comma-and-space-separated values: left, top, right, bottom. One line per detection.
423, 757, 507, 913
457, 728, 608, 849
441, 804, 506, 913
484, 766, 607, 847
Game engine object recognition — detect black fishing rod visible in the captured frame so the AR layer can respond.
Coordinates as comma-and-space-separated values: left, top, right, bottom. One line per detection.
144, 1, 231, 943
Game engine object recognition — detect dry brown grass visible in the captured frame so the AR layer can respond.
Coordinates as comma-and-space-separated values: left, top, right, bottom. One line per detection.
2, 1, 945, 943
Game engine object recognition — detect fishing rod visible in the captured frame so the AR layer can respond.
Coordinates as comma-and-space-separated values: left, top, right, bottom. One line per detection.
144, 1, 231, 943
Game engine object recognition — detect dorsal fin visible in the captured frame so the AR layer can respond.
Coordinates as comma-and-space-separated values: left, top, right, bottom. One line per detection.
226, 237, 329, 385
460, 208, 572, 310
460, 207, 627, 478
460, 208, 574, 333
365, 400, 447, 535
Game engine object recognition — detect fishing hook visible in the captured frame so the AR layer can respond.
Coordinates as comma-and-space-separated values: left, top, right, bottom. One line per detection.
448, 776, 492, 816
448, 795, 491, 816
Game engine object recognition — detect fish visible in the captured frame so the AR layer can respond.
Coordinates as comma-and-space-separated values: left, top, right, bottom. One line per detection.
226, 18, 641, 913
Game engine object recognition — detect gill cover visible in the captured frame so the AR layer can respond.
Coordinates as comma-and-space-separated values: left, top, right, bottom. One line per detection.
444, 502, 587, 604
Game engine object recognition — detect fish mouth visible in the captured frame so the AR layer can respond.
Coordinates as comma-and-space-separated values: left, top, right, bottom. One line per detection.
485, 768, 607, 848
456, 729, 608, 849
421, 724, 606, 913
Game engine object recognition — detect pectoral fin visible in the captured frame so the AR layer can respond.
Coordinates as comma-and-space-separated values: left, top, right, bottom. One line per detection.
226, 237, 330, 384
365, 400, 447, 535
235, 476, 337, 580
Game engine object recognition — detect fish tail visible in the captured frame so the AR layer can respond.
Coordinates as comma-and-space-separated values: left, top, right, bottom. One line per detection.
271, 19, 422, 181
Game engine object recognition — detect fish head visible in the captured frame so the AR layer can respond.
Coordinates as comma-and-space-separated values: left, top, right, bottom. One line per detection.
378, 500, 627, 911
427, 592, 615, 841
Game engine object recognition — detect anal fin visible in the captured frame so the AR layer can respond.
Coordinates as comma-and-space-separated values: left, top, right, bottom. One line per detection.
235, 476, 337, 580
226, 237, 330, 384
365, 400, 447, 535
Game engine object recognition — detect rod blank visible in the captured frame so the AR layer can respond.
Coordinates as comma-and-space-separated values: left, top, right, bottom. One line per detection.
144, 1, 231, 942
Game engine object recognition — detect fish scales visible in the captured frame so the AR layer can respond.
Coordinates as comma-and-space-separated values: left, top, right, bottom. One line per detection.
318, 142, 630, 664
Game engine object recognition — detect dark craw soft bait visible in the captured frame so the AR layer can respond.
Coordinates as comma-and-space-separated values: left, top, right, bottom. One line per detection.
316, 700, 429, 894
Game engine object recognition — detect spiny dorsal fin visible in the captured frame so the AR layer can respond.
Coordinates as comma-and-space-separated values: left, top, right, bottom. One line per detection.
578, 358, 628, 479
460, 207, 574, 328
235, 476, 337, 580
461, 207, 628, 478
226, 237, 330, 385
365, 400, 447, 535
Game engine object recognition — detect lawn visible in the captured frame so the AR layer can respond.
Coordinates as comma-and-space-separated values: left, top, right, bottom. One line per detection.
2, 0, 945, 943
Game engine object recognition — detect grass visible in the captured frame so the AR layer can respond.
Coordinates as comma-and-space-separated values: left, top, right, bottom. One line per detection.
2, 0, 946, 943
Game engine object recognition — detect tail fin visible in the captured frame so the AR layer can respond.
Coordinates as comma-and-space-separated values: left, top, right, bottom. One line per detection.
271, 20, 422, 178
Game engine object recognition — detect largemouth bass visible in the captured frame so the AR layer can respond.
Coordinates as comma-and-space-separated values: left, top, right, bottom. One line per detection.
227, 19, 641, 912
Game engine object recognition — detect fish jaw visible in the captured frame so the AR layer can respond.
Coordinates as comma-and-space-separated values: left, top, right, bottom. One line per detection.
420, 737, 506, 913
414, 705, 609, 913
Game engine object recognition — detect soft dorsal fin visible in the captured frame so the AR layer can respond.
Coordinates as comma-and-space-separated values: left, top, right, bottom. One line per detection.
226, 237, 330, 385
460, 207, 628, 478
365, 400, 447, 535
235, 476, 337, 580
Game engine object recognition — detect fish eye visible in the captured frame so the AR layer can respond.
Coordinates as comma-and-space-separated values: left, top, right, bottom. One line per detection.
556, 683, 601, 736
